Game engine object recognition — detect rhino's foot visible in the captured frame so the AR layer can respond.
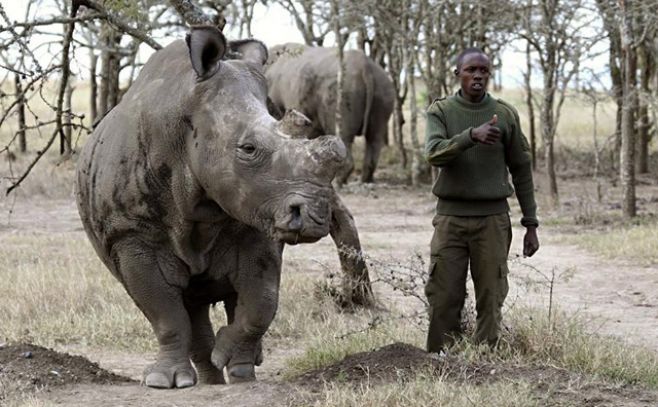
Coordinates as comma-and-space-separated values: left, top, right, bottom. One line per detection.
255, 341, 263, 366
195, 362, 226, 385
144, 359, 197, 389
211, 326, 263, 383
227, 363, 255, 383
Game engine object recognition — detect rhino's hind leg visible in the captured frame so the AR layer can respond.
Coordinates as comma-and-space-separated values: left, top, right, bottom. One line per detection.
188, 303, 225, 384
114, 239, 197, 389
362, 122, 386, 183
211, 240, 281, 383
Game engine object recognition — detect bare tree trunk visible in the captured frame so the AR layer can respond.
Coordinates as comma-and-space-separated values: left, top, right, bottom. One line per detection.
331, 0, 345, 139
619, 0, 636, 218
99, 26, 110, 116
60, 18, 73, 156
492, 56, 503, 92
604, 6, 624, 171
407, 51, 427, 185
356, 25, 368, 54
89, 50, 98, 123
387, 44, 408, 169
394, 97, 407, 169
524, 41, 537, 170
60, 79, 73, 155
99, 24, 122, 116
241, 0, 257, 37
14, 73, 26, 153
475, 1, 485, 47
541, 69, 559, 206
636, 42, 652, 174
107, 46, 120, 110
591, 99, 603, 202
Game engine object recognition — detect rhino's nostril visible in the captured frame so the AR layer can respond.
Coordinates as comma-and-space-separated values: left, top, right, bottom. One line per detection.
288, 205, 303, 231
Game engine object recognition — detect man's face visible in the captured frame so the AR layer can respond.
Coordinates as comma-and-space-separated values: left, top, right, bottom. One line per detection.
456, 52, 491, 101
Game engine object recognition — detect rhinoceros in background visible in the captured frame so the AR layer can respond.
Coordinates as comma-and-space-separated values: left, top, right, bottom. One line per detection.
265, 43, 395, 185
76, 26, 352, 389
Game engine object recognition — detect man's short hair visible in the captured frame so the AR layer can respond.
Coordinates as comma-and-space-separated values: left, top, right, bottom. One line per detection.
456, 47, 487, 71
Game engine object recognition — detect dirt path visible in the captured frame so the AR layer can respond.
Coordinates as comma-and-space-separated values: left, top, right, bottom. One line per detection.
1, 184, 657, 405
335, 185, 658, 352
509, 241, 658, 350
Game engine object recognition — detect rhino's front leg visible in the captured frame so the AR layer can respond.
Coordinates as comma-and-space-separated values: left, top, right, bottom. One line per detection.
211, 240, 282, 383
330, 191, 374, 306
113, 239, 196, 389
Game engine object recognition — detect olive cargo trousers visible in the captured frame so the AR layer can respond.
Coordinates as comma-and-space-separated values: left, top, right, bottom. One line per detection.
425, 213, 512, 352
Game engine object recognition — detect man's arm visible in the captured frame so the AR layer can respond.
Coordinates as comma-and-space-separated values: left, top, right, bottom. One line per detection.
504, 105, 540, 257
424, 103, 476, 167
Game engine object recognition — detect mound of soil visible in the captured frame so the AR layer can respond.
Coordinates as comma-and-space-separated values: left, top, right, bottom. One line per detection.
0, 343, 133, 391
297, 342, 437, 386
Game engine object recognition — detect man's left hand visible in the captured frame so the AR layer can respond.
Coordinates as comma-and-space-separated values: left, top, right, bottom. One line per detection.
523, 227, 539, 257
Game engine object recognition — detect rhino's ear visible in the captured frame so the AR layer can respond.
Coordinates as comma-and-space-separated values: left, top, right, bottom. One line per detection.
228, 39, 268, 67
185, 26, 227, 81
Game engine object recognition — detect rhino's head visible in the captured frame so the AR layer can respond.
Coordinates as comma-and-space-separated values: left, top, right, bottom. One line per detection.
182, 27, 345, 244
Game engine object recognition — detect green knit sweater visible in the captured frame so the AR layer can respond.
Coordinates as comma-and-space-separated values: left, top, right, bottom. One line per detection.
424, 91, 538, 227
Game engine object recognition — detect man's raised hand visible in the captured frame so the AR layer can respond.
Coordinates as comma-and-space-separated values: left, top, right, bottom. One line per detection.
470, 114, 501, 145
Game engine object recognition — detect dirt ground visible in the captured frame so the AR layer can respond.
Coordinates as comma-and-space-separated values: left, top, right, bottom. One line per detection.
1, 180, 657, 406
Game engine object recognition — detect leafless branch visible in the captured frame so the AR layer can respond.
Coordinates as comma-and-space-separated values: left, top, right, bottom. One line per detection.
169, 0, 215, 26
75, 0, 162, 50
6, 1, 79, 195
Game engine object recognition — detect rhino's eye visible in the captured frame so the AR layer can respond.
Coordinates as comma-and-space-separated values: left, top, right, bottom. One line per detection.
238, 143, 256, 154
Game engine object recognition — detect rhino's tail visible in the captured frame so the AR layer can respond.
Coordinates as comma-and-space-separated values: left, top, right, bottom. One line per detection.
360, 67, 374, 138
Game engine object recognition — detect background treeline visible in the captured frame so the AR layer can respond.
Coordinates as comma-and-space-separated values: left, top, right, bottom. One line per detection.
1, 0, 657, 218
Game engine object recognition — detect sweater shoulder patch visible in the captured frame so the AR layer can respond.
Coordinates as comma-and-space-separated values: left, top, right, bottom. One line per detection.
427, 96, 448, 114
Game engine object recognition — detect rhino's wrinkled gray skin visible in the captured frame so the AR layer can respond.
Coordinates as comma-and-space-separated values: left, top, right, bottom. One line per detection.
76, 27, 346, 389
265, 43, 395, 184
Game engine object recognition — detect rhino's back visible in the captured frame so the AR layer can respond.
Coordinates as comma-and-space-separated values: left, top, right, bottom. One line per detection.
76, 40, 195, 265
266, 46, 371, 134
368, 59, 395, 117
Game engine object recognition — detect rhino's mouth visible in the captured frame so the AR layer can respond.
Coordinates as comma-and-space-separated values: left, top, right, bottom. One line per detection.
274, 230, 323, 245
272, 197, 331, 245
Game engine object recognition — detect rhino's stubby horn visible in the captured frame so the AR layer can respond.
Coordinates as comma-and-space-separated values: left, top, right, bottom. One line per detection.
307, 136, 347, 182
276, 109, 315, 139
275, 109, 345, 182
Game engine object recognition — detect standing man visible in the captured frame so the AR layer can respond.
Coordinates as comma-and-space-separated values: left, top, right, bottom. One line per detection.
424, 48, 539, 353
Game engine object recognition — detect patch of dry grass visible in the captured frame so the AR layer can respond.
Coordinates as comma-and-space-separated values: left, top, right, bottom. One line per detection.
0, 233, 154, 351
300, 373, 537, 407
502, 307, 658, 388
562, 220, 658, 265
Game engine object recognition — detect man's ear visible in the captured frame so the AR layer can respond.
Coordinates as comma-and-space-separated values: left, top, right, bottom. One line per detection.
186, 26, 227, 81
